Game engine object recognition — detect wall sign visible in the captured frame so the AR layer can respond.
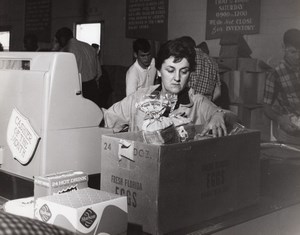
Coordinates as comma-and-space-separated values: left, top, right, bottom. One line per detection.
7, 108, 40, 165
206, 0, 260, 40
25, 0, 51, 42
126, 0, 168, 41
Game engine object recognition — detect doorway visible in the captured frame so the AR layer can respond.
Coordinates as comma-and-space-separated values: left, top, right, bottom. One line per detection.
0, 31, 10, 51
75, 22, 102, 47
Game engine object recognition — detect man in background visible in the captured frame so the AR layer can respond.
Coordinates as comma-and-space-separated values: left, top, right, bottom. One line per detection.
263, 28, 300, 145
55, 27, 102, 106
180, 36, 221, 102
125, 38, 157, 96
23, 33, 39, 51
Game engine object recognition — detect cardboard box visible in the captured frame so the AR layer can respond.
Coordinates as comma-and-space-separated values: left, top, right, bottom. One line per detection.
229, 104, 271, 142
34, 170, 88, 199
34, 188, 128, 235
4, 197, 35, 219
219, 45, 240, 58
216, 57, 272, 72
219, 33, 252, 57
221, 71, 266, 104
101, 130, 260, 235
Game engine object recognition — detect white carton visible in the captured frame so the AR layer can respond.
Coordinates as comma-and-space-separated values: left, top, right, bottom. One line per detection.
34, 170, 88, 199
34, 188, 127, 235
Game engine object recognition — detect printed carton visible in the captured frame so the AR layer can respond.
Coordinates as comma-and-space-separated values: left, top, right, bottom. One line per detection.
101, 130, 260, 234
34, 188, 127, 235
34, 170, 88, 199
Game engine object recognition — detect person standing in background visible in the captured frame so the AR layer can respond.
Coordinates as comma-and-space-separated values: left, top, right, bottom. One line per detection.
125, 38, 157, 96
179, 36, 221, 102
197, 41, 210, 55
91, 43, 102, 65
91, 43, 103, 86
263, 28, 300, 145
55, 27, 102, 106
23, 33, 40, 51
197, 41, 230, 109
0, 43, 3, 51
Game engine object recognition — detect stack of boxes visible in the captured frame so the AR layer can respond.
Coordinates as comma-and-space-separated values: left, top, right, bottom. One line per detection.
216, 32, 273, 141
33, 170, 128, 235
34, 187, 128, 235
34, 170, 89, 199
4, 170, 128, 235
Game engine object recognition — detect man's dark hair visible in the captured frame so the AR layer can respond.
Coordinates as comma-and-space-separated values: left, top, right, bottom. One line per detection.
55, 27, 73, 41
133, 38, 151, 54
23, 33, 38, 51
178, 36, 196, 48
197, 41, 210, 55
155, 37, 196, 72
0, 42, 3, 51
283, 28, 300, 49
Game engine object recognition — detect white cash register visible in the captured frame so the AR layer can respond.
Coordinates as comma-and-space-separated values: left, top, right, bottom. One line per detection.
0, 52, 107, 184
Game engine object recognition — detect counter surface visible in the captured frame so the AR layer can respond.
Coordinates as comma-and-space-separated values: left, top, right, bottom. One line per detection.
0, 145, 299, 235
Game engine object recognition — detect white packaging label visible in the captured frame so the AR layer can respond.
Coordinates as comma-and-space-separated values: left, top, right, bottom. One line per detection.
6, 108, 40, 165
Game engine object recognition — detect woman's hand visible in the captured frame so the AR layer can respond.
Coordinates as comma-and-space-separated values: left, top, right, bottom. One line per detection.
200, 111, 227, 137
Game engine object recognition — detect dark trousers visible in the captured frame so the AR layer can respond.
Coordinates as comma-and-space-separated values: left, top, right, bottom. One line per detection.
82, 79, 100, 107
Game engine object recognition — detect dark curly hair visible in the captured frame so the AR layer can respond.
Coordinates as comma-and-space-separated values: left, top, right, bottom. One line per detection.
155, 37, 196, 72
133, 38, 151, 54
55, 27, 73, 41
283, 28, 300, 49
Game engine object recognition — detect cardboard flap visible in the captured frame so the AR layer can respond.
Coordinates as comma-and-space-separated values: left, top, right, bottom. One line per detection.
118, 139, 135, 161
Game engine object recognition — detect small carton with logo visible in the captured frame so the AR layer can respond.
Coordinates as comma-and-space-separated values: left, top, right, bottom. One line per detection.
34, 170, 88, 199
34, 187, 128, 235
101, 130, 260, 235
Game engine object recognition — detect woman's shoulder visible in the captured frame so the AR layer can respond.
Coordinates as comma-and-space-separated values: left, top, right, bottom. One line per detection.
136, 84, 160, 94
188, 88, 206, 100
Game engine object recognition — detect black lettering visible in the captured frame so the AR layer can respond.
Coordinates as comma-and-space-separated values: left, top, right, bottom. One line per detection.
111, 175, 123, 185
115, 186, 120, 195
126, 190, 132, 206
132, 192, 137, 208
145, 150, 150, 158
115, 186, 138, 208
133, 148, 151, 159
103, 142, 111, 151
206, 169, 225, 189
120, 188, 126, 196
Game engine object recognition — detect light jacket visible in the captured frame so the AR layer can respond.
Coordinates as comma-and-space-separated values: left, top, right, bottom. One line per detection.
104, 85, 222, 132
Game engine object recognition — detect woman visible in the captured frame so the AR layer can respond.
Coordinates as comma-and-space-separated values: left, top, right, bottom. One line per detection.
104, 37, 232, 137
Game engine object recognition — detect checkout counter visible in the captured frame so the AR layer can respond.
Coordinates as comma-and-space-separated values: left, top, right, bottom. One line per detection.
0, 52, 108, 199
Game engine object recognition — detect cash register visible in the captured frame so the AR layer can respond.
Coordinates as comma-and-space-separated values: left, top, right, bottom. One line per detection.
0, 52, 108, 199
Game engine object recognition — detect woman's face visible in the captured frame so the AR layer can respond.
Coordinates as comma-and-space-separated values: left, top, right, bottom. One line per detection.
158, 56, 190, 94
